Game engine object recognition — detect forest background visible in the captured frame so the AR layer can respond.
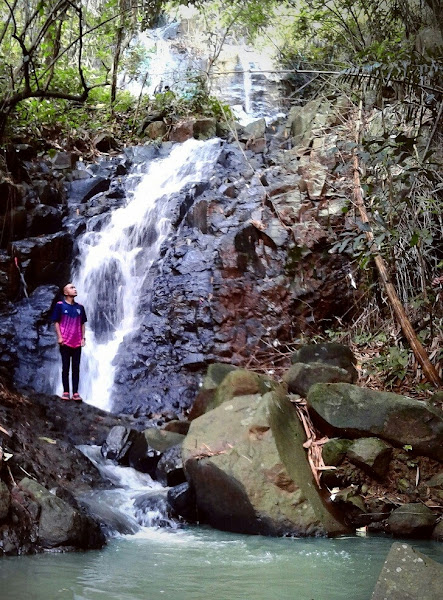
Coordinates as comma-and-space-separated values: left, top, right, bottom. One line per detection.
1, 0, 442, 395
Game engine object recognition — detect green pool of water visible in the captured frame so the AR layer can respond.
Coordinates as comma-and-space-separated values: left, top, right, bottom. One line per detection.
1, 527, 441, 600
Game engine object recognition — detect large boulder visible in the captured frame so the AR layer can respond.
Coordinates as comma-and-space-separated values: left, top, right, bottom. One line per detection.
19, 478, 104, 549
371, 542, 443, 600
307, 383, 443, 461
182, 388, 348, 536
167, 482, 198, 522
101, 425, 135, 463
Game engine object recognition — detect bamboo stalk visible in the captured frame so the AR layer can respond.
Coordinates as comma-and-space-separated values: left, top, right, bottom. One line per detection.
352, 101, 442, 388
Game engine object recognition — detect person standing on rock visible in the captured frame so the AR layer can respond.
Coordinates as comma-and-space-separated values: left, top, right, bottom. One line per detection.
51, 283, 87, 402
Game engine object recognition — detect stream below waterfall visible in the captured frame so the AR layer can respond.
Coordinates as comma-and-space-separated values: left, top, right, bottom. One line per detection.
1, 528, 442, 600
1, 446, 442, 600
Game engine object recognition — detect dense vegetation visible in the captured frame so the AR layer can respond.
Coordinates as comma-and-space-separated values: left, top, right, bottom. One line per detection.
1, 0, 442, 391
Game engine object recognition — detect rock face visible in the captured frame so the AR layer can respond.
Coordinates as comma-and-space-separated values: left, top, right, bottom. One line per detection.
371, 542, 443, 600
2, 103, 358, 418
307, 383, 443, 461
182, 388, 348, 536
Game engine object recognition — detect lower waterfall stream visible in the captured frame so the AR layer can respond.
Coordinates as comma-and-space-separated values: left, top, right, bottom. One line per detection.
1, 444, 442, 599
1, 450, 442, 600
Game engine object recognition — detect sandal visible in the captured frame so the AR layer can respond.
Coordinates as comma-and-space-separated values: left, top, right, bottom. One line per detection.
72, 393, 82, 402
61, 392, 70, 401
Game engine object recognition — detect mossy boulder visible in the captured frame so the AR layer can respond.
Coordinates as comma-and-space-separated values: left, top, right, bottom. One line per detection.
19, 478, 104, 549
307, 383, 443, 461
182, 388, 348, 536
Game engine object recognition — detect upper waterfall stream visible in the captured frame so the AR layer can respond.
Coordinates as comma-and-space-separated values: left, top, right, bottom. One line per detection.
66, 139, 222, 410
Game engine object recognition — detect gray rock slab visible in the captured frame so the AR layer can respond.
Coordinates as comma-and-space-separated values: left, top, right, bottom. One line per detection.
307, 383, 443, 461
371, 542, 443, 600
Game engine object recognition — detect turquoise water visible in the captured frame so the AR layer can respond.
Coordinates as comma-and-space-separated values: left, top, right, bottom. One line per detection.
1, 527, 442, 600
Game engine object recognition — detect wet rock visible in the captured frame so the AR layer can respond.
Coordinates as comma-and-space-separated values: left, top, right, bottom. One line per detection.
79, 495, 138, 536
126, 432, 162, 477
67, 176, 111, 205
101, 425, 135, 462
292, 343, 358, 382
347, 438, 393, 479
123, 145, 160, 164
12, 285, 60, 393
371, 542, 443, 600
283, 362, 353, 396
11, 232, 73, 294
167, 482, 198, 522
307, 383, 443, 461
387, 504, 437, 538
156, 444, 186, 487
19, 478, 104, 549
133, 491, 172, 527
27, 204, 63, 236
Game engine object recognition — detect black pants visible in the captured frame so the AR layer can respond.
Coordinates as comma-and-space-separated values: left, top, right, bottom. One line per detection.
59, 345, 81, 394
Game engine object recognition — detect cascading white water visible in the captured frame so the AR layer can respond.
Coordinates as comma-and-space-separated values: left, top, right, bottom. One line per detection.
71, 139, 222, 410
78, 445, 175, 534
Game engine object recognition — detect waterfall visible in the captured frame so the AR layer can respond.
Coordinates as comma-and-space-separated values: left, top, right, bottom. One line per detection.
72, 139, 222, 411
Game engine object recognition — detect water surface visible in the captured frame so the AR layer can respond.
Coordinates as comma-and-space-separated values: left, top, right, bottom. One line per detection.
1, 527, 442, 600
